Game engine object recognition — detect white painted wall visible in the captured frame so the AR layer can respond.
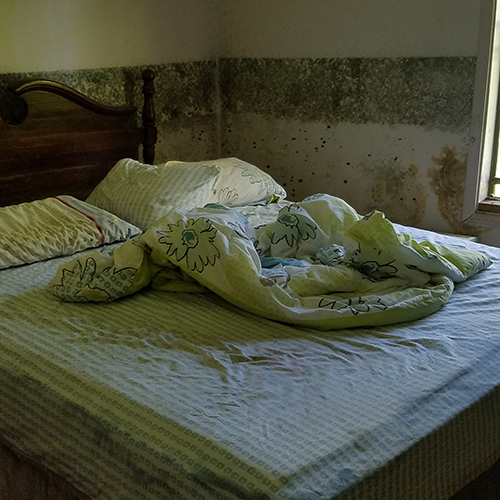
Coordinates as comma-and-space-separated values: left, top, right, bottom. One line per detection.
218, 0, 482, 58
0, 0, 219, 73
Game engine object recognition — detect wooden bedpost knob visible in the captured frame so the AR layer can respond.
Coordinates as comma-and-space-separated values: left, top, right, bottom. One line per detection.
142, 68, 155, 85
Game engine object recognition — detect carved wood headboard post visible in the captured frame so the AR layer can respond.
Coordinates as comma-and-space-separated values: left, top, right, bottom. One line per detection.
141, 69, 157, 165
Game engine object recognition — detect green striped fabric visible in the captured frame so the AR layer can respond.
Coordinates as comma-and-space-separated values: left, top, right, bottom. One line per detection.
1, 224, 500, 499
86, 159, 221, 231
85, 158, 287, 232
0, 195, 140, 269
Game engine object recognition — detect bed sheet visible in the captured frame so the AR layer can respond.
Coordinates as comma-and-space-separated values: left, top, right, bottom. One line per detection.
0, 216, 499, 500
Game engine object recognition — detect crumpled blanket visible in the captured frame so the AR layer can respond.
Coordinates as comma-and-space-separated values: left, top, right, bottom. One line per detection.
51, 194, 492, 330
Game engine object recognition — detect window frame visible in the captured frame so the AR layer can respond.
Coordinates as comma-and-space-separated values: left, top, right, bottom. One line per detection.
464, 0, 500, 226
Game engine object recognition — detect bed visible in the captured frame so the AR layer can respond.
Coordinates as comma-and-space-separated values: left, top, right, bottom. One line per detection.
0, 71, 499, 500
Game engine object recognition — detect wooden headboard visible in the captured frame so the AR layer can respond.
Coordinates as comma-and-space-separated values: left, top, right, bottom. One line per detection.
0, 69, 157, 207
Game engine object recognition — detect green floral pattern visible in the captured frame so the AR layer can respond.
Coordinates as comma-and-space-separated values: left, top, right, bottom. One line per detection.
157, 218, 220, 272
53, 257, 137, 302
271, 204, 317, 247
318, 296, 388, 315
239, 164, 276, 196
348, 243, 399, 281
217, 186, 239, 205
52, 194, 491, 330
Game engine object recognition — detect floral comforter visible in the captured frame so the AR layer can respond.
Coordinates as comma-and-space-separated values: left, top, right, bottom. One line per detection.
52, 194, 492, 329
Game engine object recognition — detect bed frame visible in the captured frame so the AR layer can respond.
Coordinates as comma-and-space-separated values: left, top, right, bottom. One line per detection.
0, 70, 498, 500
0, 68, 157, 207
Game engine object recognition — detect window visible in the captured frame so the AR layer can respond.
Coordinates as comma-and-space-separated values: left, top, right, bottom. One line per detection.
464, 0, 500, 223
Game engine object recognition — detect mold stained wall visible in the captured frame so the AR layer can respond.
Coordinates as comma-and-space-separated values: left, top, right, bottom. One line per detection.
0, 0, 221, 162
217, 0, 491, 241
2, 0, 496, 243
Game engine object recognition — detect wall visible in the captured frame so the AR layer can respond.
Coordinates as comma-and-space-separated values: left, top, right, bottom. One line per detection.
0, 0, 220, 162
1, 0, 218, 72
217, 0, 480, 58
1, 0, 496, 243
217, 0, 493, 242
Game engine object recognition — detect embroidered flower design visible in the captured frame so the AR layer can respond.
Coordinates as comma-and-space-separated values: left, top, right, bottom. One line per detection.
238, 166, 273, 195
271, 204, 317, 247
217, 186, 239, 205
348, 244, 398, 281
318, 297, 387, 315
358, 261, 398, 281
157, 218, 220, 272
53, 257, 137, 302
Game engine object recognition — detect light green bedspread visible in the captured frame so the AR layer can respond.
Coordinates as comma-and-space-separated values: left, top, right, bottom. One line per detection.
52, 194, 491, 329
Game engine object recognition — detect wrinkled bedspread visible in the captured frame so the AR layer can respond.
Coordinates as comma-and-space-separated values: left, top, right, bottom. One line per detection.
51, 194, 491, 329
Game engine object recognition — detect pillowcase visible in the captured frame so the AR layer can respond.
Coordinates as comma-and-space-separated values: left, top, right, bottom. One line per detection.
0, 195, 141, 270
86, 158, 221, 230
86, 157, 287, 230
167, 157, 287, 207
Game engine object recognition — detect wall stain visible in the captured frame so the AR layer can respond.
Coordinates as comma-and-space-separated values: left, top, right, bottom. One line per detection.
359, 159, 426, 227
427, 146, 478, 236
219, 57, 476, 133
0, 62, 219, 163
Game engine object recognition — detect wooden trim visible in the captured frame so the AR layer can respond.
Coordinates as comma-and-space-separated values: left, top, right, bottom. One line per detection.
478, 198, 500, 213
0, 440, 92, 500
7, 79, 137, 125
463, 0, 499, 220
141, 68, 157, 165
450, 458, 500, 500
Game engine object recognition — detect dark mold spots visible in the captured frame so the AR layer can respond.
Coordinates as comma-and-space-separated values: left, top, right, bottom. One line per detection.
197, 130, 208, 143
427, 145, 478, 236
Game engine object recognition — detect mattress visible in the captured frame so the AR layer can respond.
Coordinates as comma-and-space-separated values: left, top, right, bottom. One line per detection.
0, 219, 499, 500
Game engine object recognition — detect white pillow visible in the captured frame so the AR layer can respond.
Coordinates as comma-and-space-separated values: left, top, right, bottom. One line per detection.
167, 157, 287, 206
86, 157, 287, 230
86, 158, 220, 230
0, 195, 140, 269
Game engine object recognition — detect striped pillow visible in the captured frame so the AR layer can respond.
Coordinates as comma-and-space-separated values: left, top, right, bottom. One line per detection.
0, 195, 140, 269
86, 158, 220, 230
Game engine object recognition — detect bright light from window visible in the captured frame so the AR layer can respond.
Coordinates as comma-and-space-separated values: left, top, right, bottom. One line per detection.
487, 9, 500, 198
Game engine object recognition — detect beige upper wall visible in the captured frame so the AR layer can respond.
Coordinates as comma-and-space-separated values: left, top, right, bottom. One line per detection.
218, 0, 482, 58
1, 0, 482, 74
0, 0, 219, 73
